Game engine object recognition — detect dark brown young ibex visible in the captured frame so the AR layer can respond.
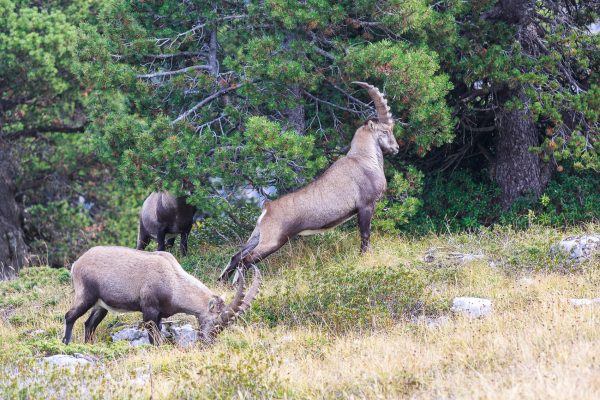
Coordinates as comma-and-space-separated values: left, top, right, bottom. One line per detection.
137, 192, 196, 256
219, 82, 398, 281
63, 246, 260, 345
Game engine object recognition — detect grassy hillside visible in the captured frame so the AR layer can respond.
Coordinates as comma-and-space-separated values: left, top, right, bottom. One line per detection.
1, 225, 600, 399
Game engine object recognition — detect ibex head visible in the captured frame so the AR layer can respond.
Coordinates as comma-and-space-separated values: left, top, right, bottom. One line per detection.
353, 82, 399, 155
203, 266, 261, 342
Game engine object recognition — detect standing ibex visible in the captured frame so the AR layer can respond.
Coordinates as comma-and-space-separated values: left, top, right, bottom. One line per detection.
219, 82, 398, 281
63, 246, 260, 345
137, 192, 196, 256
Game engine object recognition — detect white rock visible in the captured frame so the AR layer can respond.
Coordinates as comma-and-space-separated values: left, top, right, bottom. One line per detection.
569, 298, 600, 306
456, 253, 485, 263
518, 277, 535, 286
423, 248, 485, 264
411, 315, 450, 328
134, 365, 151, 385
451, 297, 492, 318
43, 354, 91, 367
552, 235, 600, 261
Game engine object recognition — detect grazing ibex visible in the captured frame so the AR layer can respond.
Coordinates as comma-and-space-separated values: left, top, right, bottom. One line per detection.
63, 246, 260, 345
137, 192, 196, 256
219, 82, 398, 281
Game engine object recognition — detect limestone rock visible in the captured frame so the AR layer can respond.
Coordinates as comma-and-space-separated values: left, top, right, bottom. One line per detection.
451, 297, 492, 318
551, 235, 600, 262
43, 354, 92, 367
517, 277, 535, 286
111, 322, 201, 347
111, 326, 152, 346
424, 248, 485, 264
411, 315, 450, 328
569, 298, 600, 307
170, 324, 199, 347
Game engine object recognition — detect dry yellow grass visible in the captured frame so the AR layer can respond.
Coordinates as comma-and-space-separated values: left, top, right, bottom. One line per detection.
1, 225, 599, 399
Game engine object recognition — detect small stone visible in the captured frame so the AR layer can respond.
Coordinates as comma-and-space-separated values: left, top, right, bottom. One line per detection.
43, 354, 91, 367
134, 365, 151, 385
569, 298, 600, 306
455, 253, 485, 263
518, 277, 535, 286
423, 248, 485, 264
451, 297, 492, 318
411, 315, 450, 328
170, 324, 199, 347
111, 327, 151, 346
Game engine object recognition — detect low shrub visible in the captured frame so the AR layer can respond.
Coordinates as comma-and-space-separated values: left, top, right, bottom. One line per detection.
252, 261, 428, 333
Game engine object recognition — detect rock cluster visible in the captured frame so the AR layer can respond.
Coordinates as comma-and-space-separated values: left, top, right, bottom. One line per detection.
110, 322, 199, 347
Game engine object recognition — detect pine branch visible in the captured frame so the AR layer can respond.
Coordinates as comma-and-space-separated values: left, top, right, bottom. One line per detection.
137, 65, 212, 79
172, 85, 241, 124
3, 124, 85, 141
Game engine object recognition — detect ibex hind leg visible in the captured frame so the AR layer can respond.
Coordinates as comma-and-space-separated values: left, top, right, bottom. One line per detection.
136, 222, 151, 251
84, 306, 108, 343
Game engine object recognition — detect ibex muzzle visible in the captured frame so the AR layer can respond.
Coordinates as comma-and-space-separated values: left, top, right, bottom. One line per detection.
219, 82, 398, 281
63, 246, 260, 345
137, 192, 196, 256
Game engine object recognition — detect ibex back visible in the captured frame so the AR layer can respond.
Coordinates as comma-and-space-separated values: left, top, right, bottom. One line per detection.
137, 192, 196, 256
219, 82, 398, 281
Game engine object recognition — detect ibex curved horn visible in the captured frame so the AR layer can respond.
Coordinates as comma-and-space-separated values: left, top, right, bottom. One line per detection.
238, 265, 261, 315
215, 266, 261, 330
217, 268, 245, 326
352, 81, 393, 126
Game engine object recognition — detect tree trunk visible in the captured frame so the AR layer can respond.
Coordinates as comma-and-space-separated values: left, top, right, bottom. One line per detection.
281, 33, 305, 135
492, 90, 552, 209
0, 146, 27, 279
284, 84, 305, 135
487, 0, 553, 209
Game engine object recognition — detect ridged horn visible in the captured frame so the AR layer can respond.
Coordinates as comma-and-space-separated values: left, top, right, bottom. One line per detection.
217, 267, 245, 326
352, 81, 393, 126
238, 265, 261, 315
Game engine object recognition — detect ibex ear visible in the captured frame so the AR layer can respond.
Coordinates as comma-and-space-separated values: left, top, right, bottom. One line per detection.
367, 120, 376, 130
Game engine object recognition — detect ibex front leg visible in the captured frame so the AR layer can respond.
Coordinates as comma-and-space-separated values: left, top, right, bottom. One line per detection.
357, 204, 374, 253
219, 229, 285, 282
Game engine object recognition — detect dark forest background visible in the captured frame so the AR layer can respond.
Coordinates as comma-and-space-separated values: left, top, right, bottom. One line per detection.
1, 0, 598, 275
